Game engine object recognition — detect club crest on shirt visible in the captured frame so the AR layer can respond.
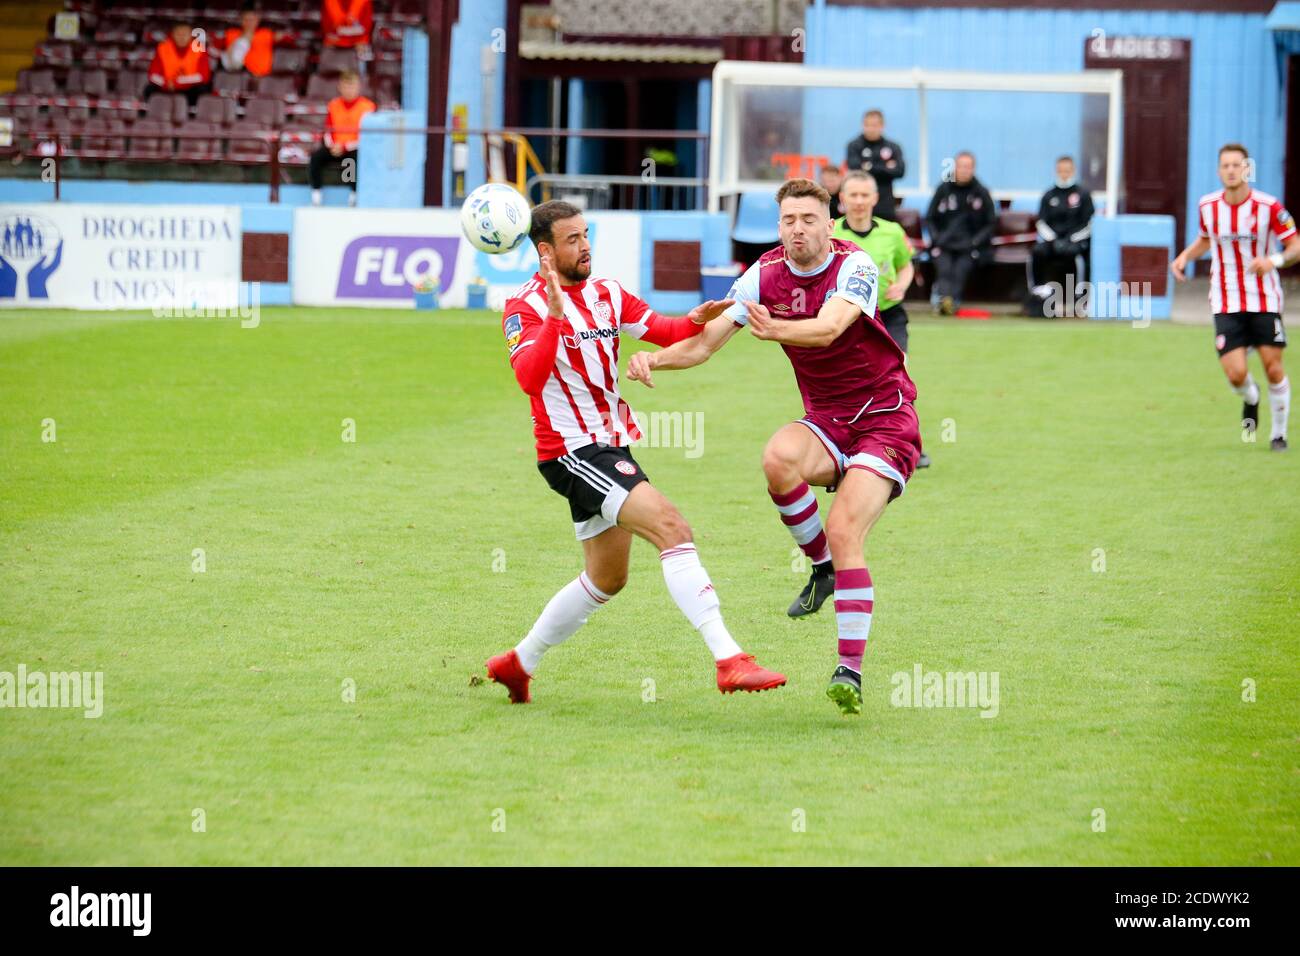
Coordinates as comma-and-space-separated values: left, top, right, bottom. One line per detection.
594, 300, 613, 324
1279, 209, 1293, 227
504, 313, 523, 353
614, 460, 637, 476
1068, 192, 1080, 207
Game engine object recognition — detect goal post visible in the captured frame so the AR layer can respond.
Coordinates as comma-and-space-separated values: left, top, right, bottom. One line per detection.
707, 61, 1124, 217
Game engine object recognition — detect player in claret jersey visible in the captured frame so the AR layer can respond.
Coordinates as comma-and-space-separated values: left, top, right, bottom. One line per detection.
485, 201, 786, 703
627, 179, 923, 716
1172, 143, 1300, 451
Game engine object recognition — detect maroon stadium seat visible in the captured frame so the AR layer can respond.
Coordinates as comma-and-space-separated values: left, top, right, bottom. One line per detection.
213, 71, 248, 98
243, 96, 284, 128
18, 70, 59, 95
895, 208, 923, 244
304, 73, 337, 102
145, 93, 187, 125
226, 119, 272, 163
97, 103, 141, 124
76, 117, 127, 160
175, 121, 223, 162
254, 74, 298, 100
270, 47, 308, 75
128, 118, 173, 160
317, 47, 359, 76
194, 94, 236, 126
68, 68, 110, 96
114, 69, 148, 97
992, 211, 1037, 264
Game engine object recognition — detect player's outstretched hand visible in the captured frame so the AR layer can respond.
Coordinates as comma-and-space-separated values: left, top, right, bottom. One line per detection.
1246, 256, 1274, 276
746, 301, 780, 340
540, 254, 566, 318
685, 299, 735, 325
627, 350, 655, 388
1170, 253, 1188, 282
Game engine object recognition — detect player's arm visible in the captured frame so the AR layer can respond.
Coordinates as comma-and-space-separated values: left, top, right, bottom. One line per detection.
748, 252, 877, 348
1247, 204, 1299, 275
1171, 236, 1211, 281
627, 315, 741, 388
506, 255, 566, 396
622, 293, 734, 348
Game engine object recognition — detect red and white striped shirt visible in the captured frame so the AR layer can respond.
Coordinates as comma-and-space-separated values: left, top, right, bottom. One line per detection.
503, 273, 700, 460
1198, 188, 1296, 314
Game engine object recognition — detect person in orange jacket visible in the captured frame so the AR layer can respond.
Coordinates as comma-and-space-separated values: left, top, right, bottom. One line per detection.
214, 3, 295, 78
146, 21, 212, 104
309, 71, 376, 206
322, 0, 372, 49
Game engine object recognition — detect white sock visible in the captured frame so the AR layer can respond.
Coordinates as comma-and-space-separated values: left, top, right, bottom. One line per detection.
659, 543, 742, 661
1232, 375, 1260, 406
310, 189, 323, 206
514, 571, 610, 673
1269, 377, 1290, 439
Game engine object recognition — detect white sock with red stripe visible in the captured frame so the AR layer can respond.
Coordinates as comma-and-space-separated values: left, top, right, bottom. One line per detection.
768, 482, 831, 566
834, 567, 874, 673
1269, 377, 1290, 439
659, 543, 742, 660
1233, 375, 1260, 406
514, 571, 610, 673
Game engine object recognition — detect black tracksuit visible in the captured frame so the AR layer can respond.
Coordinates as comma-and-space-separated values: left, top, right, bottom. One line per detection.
845, 134, 905, 222
1032, 182, 1094, 290
925, 176, 996, 305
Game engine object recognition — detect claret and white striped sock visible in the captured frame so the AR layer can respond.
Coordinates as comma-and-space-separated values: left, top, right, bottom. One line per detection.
768, 482, 832, 566
834, 567, 874, 674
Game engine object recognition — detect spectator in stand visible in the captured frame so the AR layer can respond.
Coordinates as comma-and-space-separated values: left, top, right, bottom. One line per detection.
845, 109, 905, 222
309, 70, 376, 207
322, 0, 373, 49
818, 162, 845, 217
146, 21, 212, 104
924, 150, 996, 315
214, 3, 294, 78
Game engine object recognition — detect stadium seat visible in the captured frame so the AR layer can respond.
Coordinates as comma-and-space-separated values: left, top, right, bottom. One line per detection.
303, 73, 338, 102
255, 74, 298, 100
213, 71, 249, 98
77, 117, 128, 160
271, 48, 309, 75
991, 211, 1038, 264
243, 96, 285, 128
145, 94, 188, 125
731, 190, 780, 245
318, 47, 359, 75
175, 121, 224, 162
895, 207, 924, 244
194, 94, 236, 126
68, 69, 110, 97
226, 120, 273, 163
114, 69, 149, 97
18, 70, 59, 95
97, 104, 141, 124
128, 118, 174, 161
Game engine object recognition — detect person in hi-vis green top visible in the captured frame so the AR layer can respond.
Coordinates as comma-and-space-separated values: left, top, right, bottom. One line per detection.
832, 170, 931, 467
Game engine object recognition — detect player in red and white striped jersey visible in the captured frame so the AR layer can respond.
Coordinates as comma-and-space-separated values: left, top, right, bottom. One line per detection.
1173, 143, 1300, 451
485, 201, 786, 702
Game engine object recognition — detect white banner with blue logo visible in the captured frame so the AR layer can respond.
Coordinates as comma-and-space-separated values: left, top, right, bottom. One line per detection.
291, 207, 642, 310
0, 203, 241, 310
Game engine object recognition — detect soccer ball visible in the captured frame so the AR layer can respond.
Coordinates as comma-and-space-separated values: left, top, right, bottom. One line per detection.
460, 183, 531, 254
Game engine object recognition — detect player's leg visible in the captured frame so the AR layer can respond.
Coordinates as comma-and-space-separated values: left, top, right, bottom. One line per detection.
616, 482, 786, 693
1259, 340, 1289, 449
881, 305, 930, 469
821, 467, 895, 716
1217, 343, 1258, 434
762, 422, 839, 617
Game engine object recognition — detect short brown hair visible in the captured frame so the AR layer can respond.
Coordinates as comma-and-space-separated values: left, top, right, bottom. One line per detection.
1219, 142, 1249, 160
529, 199, 583, 247
864, 109, 884, 122
338, 69, 360, 84
775, 178, 831, 208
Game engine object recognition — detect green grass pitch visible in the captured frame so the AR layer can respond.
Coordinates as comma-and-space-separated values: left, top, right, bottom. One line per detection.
1, 307, 1296, 866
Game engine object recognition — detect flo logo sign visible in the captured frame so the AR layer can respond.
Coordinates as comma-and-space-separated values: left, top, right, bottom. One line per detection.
0, 212, 63, 300
335, 235, 461, 299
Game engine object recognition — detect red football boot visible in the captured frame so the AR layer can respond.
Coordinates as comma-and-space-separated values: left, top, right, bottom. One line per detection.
486, 649, 532, 703
716, 653, 787, 694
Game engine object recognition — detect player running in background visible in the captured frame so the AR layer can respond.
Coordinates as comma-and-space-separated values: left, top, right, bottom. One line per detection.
1172, 143, 1299, 450
627, 179, 922, 716
833, 170, 930, 468
485, 201, 786, 703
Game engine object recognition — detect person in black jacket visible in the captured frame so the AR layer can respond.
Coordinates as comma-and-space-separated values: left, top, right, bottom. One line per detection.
1030, 155, 1095, 311
845, 109, 905, 222
925, 151, 996, 314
